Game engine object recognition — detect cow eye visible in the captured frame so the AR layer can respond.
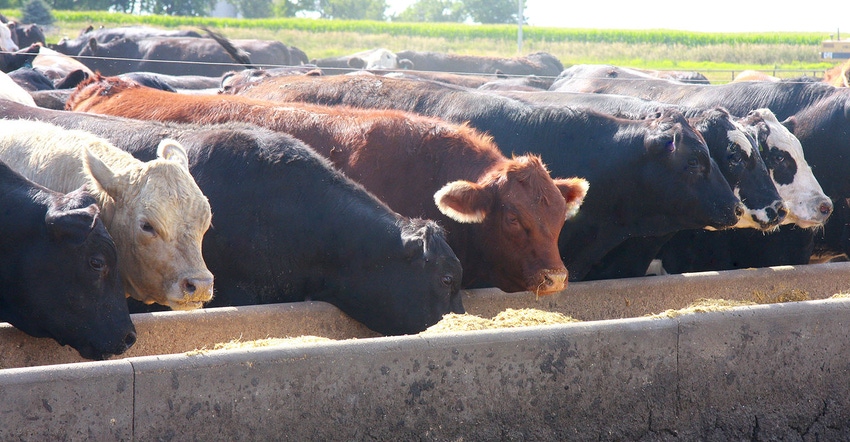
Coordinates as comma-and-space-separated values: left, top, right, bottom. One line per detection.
728, 146, 744, 165
441, 275, 454, 287
687, 157, 699, 168
772, 151, 786, 163
141, 221, 156, 236
89, 255, 106, 271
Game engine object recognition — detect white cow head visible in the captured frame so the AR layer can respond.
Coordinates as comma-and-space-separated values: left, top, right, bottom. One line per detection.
0, 22, 18, 52
85, 139, 214, 310
742, 108, 832, 228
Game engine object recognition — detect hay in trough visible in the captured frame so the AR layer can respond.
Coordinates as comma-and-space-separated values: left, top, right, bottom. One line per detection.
751, 288, 810, 303
648, 298, 757, 319
187, 336, 333, 355
422, 308, 579, 334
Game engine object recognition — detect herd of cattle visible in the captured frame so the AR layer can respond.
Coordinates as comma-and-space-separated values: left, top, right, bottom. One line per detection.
0, 22, 847, 361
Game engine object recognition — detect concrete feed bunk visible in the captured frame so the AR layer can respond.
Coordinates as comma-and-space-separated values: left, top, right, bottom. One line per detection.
2, 262, 850, 439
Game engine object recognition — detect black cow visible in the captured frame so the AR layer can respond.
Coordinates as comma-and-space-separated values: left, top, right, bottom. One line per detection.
74, 36, 305, 76
0, 43, 39, 73
223, 74, 744, 281
498, 89, 838, 274
0, 161, 135, 360
7, 22, 45, 48
395, 50, 564, 77
51, 25, 204, 56
551, 64, 847, 262
0, 100, 464, 335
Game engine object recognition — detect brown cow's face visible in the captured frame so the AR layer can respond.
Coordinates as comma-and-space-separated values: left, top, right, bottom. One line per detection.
436, 155, 587, 295
86, 140, 214, 310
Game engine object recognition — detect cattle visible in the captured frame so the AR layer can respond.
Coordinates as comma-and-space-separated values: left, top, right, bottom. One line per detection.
634, 68, 710, 84
312, 48, 413, 74
221, 73, 743, 281
478, 74, 554, 91
68, 75, 588, 294
0, 99, 465, 335
0, 119, 213, 310
0, 161, 136, 360
219, 65, 322, 94
394, 50, 564, 77
51, 25, 204, 56
550, 64, 848, 261
32, 47, 94, 82
74, 36, 304, 76
0, 70, 35, 106
491, 90, 790, 279
119, 71, 221, 91
8, 67, 54, 91
0, 21, 18, 52
823, 59, 850, 87
0, 42, 39, 73
7, 21, 45, 48
732, 70, 781, 83
497, 91, 829, 228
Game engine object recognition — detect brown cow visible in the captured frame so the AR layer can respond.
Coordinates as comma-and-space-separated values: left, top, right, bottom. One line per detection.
68, 75, 589, 295
823, 60, 850, 87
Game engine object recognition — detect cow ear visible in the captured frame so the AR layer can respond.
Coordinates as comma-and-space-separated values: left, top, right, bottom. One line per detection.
434, 180, 492, 224
781, 116, 797, 134
84, 149, 123, 198
347, 57, 366, 69
156, 139, 189, 169
45, 203, 98, 244
555, 177, 589, 220
87, 37, 97, 52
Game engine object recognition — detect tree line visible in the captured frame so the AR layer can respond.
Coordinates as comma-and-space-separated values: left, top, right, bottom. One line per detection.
6, 0, 525, 24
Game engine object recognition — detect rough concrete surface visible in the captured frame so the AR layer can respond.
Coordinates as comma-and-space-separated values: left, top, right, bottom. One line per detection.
3, 263, 850, 439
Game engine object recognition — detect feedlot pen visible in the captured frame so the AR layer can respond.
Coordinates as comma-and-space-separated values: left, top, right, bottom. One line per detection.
3, 262, 850, 440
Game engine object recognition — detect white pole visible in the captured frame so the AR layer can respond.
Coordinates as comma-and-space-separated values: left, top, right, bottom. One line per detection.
517, 0, 523, 54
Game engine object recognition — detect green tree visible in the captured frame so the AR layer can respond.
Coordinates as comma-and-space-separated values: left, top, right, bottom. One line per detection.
150, 0, 215, 15
21, 0, 53, 24
299, 0, 387, 20
272, 0, 302, 16
231, 0, 273, 17
464, 0, 522, 24
394, 0, 464, 22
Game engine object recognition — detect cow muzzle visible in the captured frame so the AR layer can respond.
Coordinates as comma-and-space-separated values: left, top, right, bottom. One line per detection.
167, 273, 214, 310
531, 268, 568, 295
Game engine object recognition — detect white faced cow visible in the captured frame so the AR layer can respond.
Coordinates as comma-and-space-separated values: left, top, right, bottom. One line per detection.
0, 119, 214, 310
0, 21, 18, 52
742, 108, 832, 228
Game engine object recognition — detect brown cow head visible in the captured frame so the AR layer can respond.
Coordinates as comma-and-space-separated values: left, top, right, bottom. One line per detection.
85, 139, 214, 310
435, 155, 588, 295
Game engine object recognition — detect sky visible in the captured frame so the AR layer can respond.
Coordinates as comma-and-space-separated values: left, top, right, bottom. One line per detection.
386, 0, 848, 34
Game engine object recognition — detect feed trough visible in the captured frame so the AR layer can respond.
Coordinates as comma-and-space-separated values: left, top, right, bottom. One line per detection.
3, 262, 850, 440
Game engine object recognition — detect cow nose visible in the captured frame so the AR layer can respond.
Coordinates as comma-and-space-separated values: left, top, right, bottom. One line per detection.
123, 330, 137, 349
734, 203, 745, 219
820, 200, 834, 216
537, 269, 567, 295
181, 276, 214, 300
775, 201, 788, 223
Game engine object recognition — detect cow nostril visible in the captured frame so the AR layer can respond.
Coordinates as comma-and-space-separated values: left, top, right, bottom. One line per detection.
182, 279, 197, 295
776, 204, 788, 220
734, 204, 745, 218
820, 202, 834, 216
123, 331, 137, 349
542, 274, 554, 287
